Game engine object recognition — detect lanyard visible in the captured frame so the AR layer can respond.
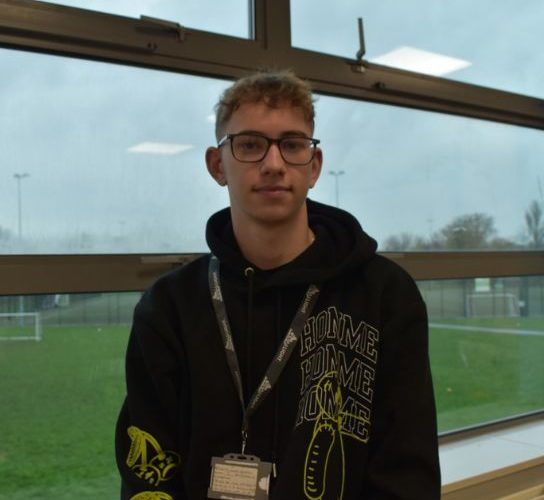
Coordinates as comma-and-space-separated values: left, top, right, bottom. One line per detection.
208, 255, 320, 453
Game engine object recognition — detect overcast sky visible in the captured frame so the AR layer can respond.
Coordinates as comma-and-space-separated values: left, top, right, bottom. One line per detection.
1, 0, 543, 253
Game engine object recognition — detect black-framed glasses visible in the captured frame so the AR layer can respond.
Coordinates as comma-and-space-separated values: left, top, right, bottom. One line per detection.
217, 133, 320, 165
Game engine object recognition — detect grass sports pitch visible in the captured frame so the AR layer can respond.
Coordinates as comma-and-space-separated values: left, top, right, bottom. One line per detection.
0, 318, 543, 498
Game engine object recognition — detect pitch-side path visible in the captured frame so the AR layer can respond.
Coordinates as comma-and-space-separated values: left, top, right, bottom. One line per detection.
429, 323, 544, 337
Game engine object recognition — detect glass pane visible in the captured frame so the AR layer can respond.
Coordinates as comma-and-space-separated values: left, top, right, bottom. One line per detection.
418, 276, 544, 433
292, 0, 544, 98
0, 48, 230, 254
36, 0, 250, 39
310, 94, 544, 251
0, 292, 139, 499
3, 48, 543, 255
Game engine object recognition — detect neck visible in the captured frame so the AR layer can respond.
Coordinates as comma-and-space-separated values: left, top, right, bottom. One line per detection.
232, 214, 315, 271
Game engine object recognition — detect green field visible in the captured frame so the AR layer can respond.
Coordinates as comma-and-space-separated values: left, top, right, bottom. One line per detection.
0, 325, 128, 500
0, 317, 543, 499
429, 317, 544, 431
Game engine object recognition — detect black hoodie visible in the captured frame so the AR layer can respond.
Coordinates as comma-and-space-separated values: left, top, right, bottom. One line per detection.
116, 200, 441, 499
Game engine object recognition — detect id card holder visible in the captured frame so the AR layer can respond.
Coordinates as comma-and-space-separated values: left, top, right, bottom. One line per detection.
208, 453, 272, 500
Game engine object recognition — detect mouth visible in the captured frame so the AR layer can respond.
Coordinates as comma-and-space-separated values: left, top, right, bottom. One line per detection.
254, 185, 291, 193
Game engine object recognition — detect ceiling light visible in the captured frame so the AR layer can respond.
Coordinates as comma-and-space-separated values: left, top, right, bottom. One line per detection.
370, 46, 471, 76
127, 142, 194, 155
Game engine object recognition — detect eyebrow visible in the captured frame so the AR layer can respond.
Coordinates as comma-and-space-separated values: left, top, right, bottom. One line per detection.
234, 129, 310, 138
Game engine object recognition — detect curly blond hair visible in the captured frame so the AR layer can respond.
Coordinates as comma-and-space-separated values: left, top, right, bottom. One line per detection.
214, 69, 315, 140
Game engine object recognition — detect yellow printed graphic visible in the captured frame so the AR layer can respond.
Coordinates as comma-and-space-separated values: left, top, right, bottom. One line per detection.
130, 492, 173, 500
126, 426, 181, 486
303, 371, 370, 500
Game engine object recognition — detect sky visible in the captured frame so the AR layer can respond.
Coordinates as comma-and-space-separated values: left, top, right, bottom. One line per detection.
1, 0, 543, 254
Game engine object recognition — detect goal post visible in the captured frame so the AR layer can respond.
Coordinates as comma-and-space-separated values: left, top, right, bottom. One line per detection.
465, 292, 520, 318
0, 312, 42, 341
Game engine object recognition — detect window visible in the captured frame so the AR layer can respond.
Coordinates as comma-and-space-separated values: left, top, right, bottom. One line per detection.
420, 276, 544, 432
4, 50, 541, 255
0, 49, 229, 254
312, 95, 544, 251
35, 0, 251, 39
292, 0, 544, 98
0, 0, 542, 493
0, 292, 139, 499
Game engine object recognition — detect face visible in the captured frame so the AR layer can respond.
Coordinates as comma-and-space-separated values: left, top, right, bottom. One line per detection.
206, 101, 322, 229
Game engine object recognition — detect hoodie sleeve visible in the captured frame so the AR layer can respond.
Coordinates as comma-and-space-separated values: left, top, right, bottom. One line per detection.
362, 273, 441, 499
115, 294, 189, 500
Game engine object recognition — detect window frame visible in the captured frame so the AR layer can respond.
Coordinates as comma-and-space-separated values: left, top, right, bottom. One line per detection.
0, 251, 543, 295
0, 0, 542, 130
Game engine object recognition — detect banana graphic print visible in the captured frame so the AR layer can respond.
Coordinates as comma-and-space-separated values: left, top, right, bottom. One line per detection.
303, 372, 346, 500
130, 492, 173, 500
126, 426, 181, 486
304, 421, 337, 499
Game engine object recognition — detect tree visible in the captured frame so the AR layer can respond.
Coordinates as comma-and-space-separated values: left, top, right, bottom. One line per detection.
381, 212, 517, 252
524, 200, 544, 248
439, 213, 496, 249
382, 232, 425, 251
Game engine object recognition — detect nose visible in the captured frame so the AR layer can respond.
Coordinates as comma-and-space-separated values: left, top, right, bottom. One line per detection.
260, 141, 286, 175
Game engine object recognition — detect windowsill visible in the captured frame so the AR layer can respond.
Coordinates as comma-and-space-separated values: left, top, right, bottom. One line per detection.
440, 416, 544, 498
440, 417, 544, 484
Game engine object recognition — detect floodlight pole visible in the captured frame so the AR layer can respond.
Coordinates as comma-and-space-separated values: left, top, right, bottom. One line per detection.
14, 172, 30, 240
329, 170, 345, 207
13, 172, 29, 326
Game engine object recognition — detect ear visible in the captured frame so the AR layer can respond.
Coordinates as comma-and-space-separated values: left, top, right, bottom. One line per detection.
308, 147, 323, 189
205, 147, 227, 186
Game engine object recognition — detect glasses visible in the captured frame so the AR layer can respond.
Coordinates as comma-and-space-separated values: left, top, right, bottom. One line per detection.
217, 133, 320, 165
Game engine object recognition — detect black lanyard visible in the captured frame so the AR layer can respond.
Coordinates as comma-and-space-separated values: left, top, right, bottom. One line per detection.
208, 255, 320, 453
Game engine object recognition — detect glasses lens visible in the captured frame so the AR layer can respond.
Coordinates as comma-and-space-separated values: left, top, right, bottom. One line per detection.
280, 137, 315, 165
231, 134, 268, 161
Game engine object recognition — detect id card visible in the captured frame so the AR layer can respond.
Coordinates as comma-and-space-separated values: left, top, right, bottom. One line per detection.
208, 453, 272, 500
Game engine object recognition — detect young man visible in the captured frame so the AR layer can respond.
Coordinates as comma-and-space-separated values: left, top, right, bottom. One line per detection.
116, 70, 441, 499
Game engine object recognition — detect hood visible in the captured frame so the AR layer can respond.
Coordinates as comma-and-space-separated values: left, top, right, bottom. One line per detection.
205, 199, 377, 289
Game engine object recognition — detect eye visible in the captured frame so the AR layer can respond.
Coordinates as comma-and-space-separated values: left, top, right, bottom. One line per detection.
281, 138, 307, 152
236, 135, 265, 152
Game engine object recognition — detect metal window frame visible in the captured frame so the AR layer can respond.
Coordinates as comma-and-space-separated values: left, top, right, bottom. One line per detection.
0, 0, 543, 130
0, 251, 543, 296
